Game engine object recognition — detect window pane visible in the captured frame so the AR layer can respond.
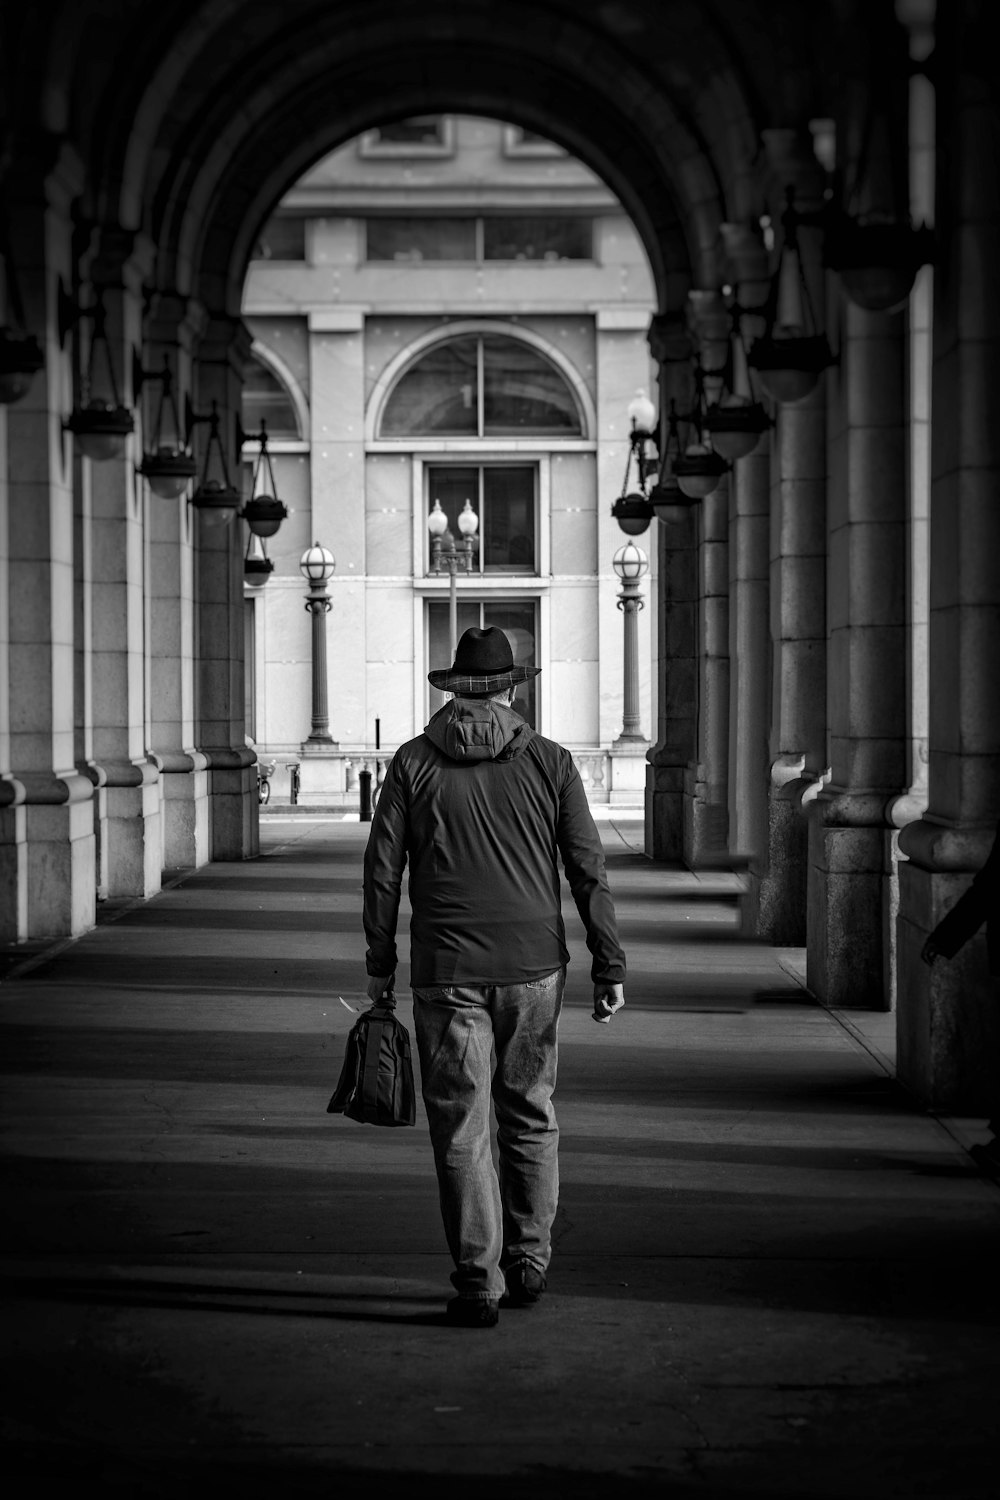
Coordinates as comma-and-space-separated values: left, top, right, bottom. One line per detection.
427, 467, 479, 547
483, 217, 591, 261
483, 467, 535, 572
381, 339, 479, 436
375, 117, 445, 146
482, 335, 581, 435
427, 600, 538, 728
483, 602, 537, 727
366, 218, 476, 262
242, 362, 300, 439
427, 600, 482, 718
251, 217, 305, 261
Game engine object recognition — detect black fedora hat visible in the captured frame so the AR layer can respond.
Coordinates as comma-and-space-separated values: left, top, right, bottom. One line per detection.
428, 626, 541, 698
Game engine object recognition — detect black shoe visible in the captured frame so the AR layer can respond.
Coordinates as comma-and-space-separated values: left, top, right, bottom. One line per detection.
446, 1296, 499, 1328
503, 1260, 547, 1307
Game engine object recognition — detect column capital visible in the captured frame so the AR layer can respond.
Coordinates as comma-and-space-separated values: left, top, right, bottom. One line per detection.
719, 223, 770, 307
760, 128, 826, 212
196, 313, 256, 377
646, 313, 691, 366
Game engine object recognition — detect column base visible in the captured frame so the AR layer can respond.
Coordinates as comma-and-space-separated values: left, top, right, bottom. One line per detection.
757, 781, 809, 946
897, 860, 999, 1114
88, 760, 163, 900
20, 773, 97, 939
645, 761, 684, 861
683, 763, 730, 869
0, 799, 28, 944
807, 802, 891, 1010
202, 748, 259, 861
608, 738, 648, 806
156, 752, 210, 870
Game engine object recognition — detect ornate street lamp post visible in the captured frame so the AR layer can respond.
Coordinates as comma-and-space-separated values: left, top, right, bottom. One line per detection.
299, 541, 337, 744
612, 541, 649, 744
428, 498, 479, 656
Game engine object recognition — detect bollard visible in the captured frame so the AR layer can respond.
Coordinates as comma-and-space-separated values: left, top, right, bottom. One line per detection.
359, 767, 372, 822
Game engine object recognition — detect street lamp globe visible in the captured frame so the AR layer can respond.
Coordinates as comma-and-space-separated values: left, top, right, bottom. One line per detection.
612, 541, 649, 582
627, 388, 657, 436
457, 499, 479, 538
428, 500, 448, 537
299, 541, 336, 586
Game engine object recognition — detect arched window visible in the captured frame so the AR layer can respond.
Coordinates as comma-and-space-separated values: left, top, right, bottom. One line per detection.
241, 358, 302, 440
380, 334, 583, 438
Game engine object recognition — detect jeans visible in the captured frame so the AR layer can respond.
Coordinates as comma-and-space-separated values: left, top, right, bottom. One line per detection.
412, 968, 565, 1302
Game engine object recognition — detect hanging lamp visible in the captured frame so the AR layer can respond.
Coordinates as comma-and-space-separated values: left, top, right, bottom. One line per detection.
133, 351, 198, 498
186, 396, 241, 524
747, 189, 834, 404
61, 285, 135, 460
238, 418, 289, 537
702, 302, 773, 460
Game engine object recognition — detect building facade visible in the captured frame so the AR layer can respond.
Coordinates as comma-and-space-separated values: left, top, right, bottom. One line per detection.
241, 115, 657, 806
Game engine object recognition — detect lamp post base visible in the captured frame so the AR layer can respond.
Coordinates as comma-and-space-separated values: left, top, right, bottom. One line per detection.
609, 737, 649, 806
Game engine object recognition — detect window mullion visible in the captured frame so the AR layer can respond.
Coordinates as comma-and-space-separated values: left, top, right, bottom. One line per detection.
478, 467, 485, 575
477, 337, 485, 438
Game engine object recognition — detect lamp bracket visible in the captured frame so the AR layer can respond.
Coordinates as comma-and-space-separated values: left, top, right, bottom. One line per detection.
132, 348, 177, 399
57, 278, 93, 348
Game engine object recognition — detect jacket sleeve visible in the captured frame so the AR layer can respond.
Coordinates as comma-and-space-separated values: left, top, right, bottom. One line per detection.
555, 757, 626, 985
929, 831, 1000, 959
362, 754, 408, 977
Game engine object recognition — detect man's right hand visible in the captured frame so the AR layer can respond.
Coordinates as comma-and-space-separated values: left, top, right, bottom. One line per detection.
593, 983, 625, 1024
367, 973, 396, 1006
921, 939, 942, 967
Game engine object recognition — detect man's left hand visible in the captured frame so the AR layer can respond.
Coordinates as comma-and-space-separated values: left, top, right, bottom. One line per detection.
367, 974, 396, 1006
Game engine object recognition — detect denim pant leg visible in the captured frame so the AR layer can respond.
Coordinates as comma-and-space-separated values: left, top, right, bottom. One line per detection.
491, 968, 564, 1274
412, 987, 506, 1301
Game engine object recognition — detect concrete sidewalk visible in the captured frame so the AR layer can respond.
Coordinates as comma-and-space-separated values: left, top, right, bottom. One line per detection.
2, 817, 998, 1499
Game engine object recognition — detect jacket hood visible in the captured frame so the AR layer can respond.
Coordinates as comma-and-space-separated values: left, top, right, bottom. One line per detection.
424, 699, 534, 763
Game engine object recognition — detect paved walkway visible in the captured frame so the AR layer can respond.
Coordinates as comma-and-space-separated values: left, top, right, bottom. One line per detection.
1, 817, 998, 1499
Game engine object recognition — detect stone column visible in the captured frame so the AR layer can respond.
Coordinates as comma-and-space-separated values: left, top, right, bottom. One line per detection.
683, 293, 732, 867
1, 144, 97, 938
721, 224, 774, 928
756, 131, 830, 945
807, 302, 908, 1008
143, 295, 209, 870
685, 476, 731, 865
728, 447, 770, 916
79, 233, 162, 899
645, 313, 697, 860
897, 1, 1000, 1111
192, 317, 258, 861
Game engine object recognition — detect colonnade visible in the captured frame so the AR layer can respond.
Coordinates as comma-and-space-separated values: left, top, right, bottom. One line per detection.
0, 169, 256, 945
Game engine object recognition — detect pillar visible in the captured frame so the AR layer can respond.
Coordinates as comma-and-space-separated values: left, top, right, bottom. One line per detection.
645, 313, 697, 860
728, 445, 771, 917
756, 130, 830, 945
143, 295, 209, 870
192, 317, 258, 860
897, 0, 1000, 1111
808, 301, 908, 1008
2, 143, 97, 938
721, 224, 774, 926
79, 233, 162, 899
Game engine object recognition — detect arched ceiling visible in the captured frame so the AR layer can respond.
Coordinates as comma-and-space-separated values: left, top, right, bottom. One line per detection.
2, 0, 861, 314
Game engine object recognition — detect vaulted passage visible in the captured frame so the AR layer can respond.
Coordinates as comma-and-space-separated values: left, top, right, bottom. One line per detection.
1, 6, 998, 1119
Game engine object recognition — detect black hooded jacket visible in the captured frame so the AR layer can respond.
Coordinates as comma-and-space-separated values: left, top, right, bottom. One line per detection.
363, 699, 626, 988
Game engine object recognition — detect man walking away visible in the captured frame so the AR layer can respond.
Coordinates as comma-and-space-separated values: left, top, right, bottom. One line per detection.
363, 626, 626, 1328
